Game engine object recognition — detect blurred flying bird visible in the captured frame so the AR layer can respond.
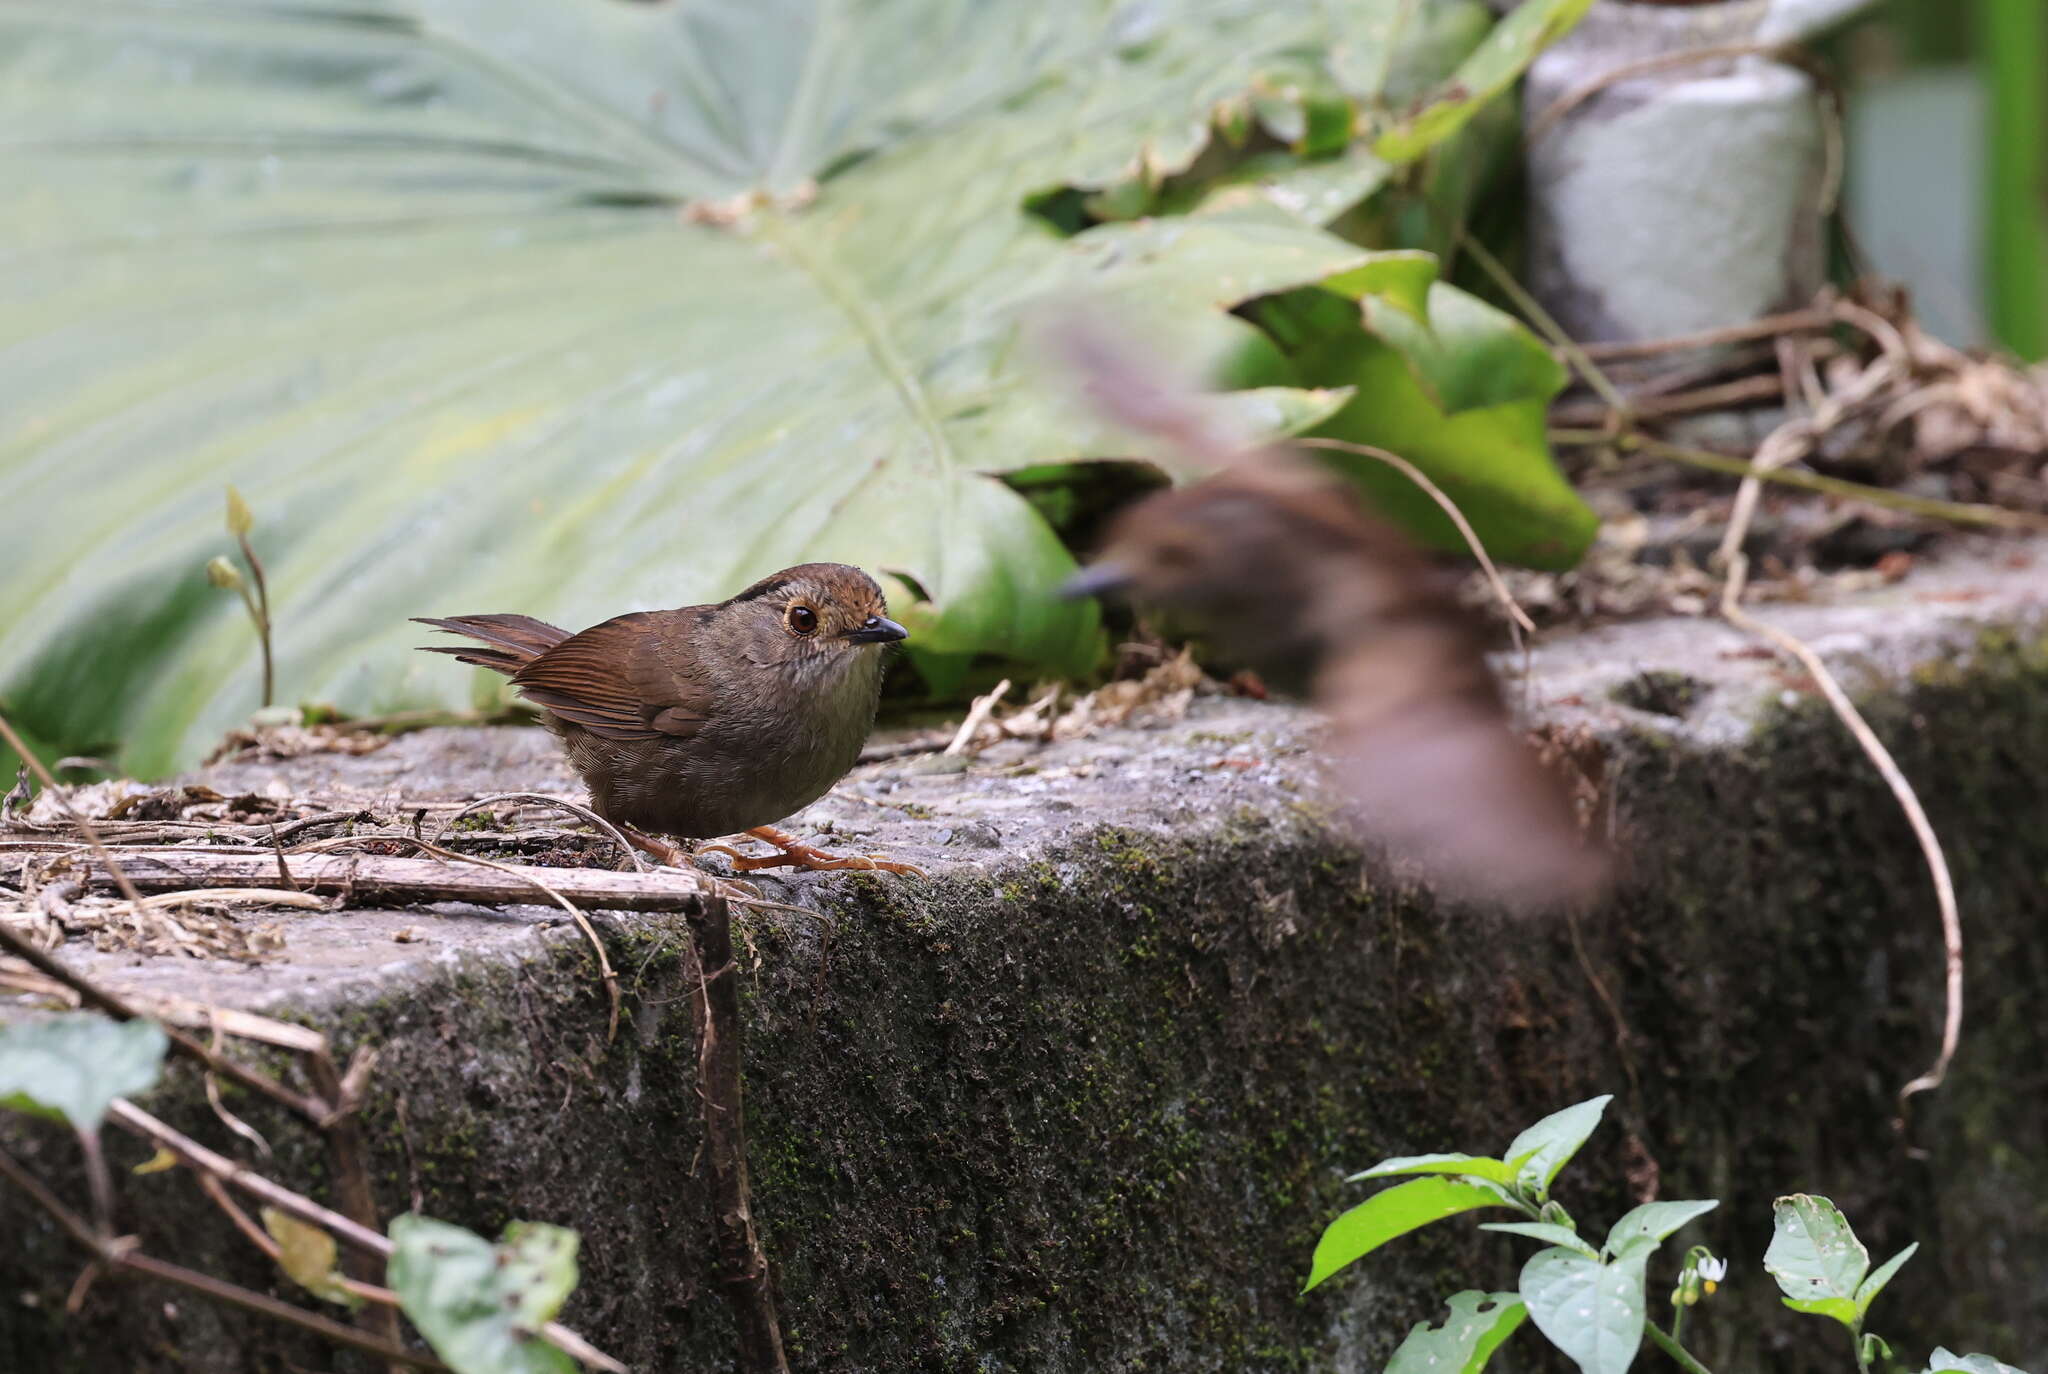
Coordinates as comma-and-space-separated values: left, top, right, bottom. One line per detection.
1046, 309, 1610, 912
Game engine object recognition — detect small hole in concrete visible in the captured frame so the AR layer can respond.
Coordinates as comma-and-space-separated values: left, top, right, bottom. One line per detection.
1610, 669, 1707, 719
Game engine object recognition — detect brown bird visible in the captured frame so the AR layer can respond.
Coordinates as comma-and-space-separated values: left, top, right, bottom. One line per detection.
1067, 459, 1607, 910
416, 563, 922, 874
1044, 309, 1608, 912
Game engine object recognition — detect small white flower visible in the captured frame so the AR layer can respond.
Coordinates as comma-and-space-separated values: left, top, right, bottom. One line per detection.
1698, 1256, 1728, 1290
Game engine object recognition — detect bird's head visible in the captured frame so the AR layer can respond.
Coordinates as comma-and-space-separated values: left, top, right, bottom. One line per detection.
719, 562, 907, 683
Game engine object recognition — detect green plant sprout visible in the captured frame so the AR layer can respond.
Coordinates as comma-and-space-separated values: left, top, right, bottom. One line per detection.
205, 486, 274, 710
1304, 1095, 2034, 1374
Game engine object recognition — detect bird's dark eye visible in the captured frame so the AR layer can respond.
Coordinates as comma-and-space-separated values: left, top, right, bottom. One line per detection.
786, 604, 819, 635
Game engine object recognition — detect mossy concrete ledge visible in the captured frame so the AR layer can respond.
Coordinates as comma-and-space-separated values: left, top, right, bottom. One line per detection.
4, 540, 2047, 1373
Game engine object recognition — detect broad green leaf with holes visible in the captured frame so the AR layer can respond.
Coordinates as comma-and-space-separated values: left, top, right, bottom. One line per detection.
8, 0, 1521, 773
1304, 1177, 1509, 1291
0, 1014, 167, 1131
1765, 1195, 1869, 1325
388, 1216, 578, 1374
1388, 1291, 1529, 1374
1521, 1245, 1647, 1374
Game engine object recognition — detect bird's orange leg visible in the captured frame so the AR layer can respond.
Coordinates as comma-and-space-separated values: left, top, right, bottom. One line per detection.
697, 825, 925, 877
620, 824, 688, 868
623, 824, 766, 898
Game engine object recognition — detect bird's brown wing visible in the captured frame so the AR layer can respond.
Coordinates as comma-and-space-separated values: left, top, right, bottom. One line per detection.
510, 611, 711, 741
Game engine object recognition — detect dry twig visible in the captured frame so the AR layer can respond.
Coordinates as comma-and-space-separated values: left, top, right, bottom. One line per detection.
945, 680, 1012, 756
681, 890, 790, 1372
435, 793, 647, 873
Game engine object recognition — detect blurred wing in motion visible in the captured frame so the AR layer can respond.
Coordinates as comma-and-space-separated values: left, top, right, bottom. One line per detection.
1043, 308, 1609, 912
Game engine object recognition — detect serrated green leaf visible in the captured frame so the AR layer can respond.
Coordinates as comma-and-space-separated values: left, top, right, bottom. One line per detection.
0, 0, 1418, 773
1376, 0, 1596, 162
1502, 1096, 1612, 1193
0, 1014, 167, 1132
1483, 1222, 1596, 1255
1855, 1242, 1917, 1316
1520, 1246, 1646, 1374
1349, 1152, 1518, 1184
1604, 1201, 1718, 1258
1304, 1177, 1508, 1292
1765, 1195, 1869, 1320
1388, 1291, 1528, 1374
388, 1216, 579, 1374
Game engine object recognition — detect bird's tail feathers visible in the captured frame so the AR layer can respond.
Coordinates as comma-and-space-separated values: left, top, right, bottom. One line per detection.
412, 614, 571, 678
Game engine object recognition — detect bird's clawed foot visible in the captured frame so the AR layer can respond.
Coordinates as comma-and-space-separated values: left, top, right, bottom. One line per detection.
697, 825, 926, 877
622, 824, 764, 899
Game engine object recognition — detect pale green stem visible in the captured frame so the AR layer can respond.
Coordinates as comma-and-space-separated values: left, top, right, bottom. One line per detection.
1647, 1321, 1714, 1374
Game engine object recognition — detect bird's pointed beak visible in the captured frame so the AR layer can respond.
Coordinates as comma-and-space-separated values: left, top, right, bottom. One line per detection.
1061, 562, 1133, 601
846, 616, 909, 644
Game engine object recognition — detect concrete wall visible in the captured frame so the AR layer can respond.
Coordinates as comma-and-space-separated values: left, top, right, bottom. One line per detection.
4, 549, 2045, 1372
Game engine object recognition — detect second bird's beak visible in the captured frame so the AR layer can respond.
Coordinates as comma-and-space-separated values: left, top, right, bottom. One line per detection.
846, 616, 909, 644
1060, 562, 1133, 601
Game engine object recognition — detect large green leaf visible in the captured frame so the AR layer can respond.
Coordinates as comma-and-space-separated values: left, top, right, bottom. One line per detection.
1349, 1151, 1519, 1185
1194, 0, 1557, 232
1924, 1350, 2031, 1374
0, 1013, 168, 1132
1501, 1095, 1612, 1194
1304, 1176, 1508, 1292
387, 1215, 578, 1374
1388, 1291, 1529, 1374
0, 0, 1430, 773
1603, 1200, 1718, 1259
1520, 1245, 1647, 1374
1374, 0, 1595, 162
1250, 280, 1596, 569
1482, 1221, 1598, 1255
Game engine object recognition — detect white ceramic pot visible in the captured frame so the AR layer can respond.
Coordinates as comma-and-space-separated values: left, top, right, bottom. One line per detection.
1516, 0, 1827, 349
